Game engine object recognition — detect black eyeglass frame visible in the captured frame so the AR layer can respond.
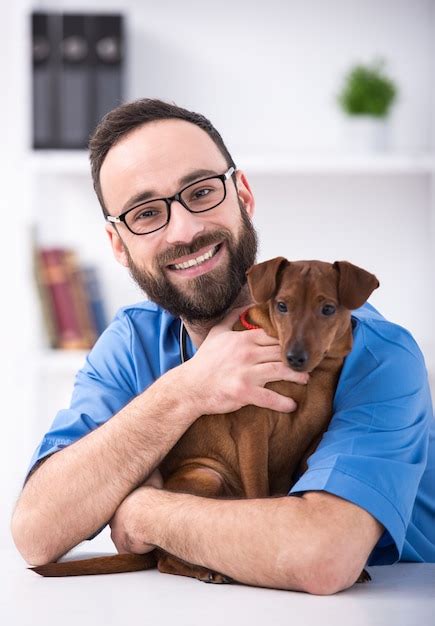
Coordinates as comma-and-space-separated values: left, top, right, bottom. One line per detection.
106, 166, 236, 235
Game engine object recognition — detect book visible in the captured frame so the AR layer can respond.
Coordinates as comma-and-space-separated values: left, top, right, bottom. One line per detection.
38, 247, 92, 349
63, 250, 98, 348
81, 265, 108, 336
33, 243, 58, 348
35, 245, 108, 350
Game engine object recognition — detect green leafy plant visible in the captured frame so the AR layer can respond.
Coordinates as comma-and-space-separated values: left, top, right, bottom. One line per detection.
338, 59, 398, 118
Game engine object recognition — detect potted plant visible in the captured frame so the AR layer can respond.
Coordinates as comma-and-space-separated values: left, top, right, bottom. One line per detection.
337, 58, 398, 153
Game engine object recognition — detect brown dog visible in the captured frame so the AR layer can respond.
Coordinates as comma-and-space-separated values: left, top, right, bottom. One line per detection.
31, 257, 379, 582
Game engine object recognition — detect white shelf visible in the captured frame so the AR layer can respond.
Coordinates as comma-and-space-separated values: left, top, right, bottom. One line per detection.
36, 349, 89, 373
29, 151, 91, 175
28, 150, 435, 176
239, 153, 435, 175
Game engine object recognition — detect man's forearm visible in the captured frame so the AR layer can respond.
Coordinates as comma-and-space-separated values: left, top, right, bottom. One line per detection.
128, 487, 379, 594
136, 488, 321, 592
11, 366, 199, 566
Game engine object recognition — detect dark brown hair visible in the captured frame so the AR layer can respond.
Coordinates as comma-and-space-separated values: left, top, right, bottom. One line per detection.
89, 98, 236, 215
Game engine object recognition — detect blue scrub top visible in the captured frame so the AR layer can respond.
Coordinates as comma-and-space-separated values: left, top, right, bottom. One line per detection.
27, 301, 435, 565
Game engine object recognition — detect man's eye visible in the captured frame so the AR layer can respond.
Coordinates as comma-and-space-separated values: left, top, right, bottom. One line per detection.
277, 302, 288, 313
192, 187, 212, 199
321, 304, 336, 316
133, 208, 161, 221
139, 209, 158, 218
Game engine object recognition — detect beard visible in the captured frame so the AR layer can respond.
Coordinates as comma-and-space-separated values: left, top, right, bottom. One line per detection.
124, 203, 258, 324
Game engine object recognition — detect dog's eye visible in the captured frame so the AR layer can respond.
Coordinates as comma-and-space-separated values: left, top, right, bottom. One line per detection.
277, 302, 288, 313
321, 304, 336, 316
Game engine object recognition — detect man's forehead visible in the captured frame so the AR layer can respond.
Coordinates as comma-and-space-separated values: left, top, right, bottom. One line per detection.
100, 118, 228, 212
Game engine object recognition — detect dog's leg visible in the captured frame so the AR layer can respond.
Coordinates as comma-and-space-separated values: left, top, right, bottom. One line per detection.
157, 465, 234, 583
163, 463, 227, 497
157, 553, 233, 584
356, 569, 371, 583
231, 408, 271, 498
292, 432, 325, 481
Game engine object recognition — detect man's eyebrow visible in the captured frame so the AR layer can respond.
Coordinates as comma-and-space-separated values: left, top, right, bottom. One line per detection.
121, 168, 220, 213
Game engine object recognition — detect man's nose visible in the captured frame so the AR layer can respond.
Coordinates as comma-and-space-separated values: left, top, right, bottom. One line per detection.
165, 200, 206, 244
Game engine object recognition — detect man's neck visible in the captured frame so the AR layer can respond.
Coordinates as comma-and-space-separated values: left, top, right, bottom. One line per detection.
181, 285, 253, 348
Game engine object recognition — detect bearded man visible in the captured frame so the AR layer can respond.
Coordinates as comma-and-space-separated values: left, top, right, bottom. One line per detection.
11, 99, 435, 594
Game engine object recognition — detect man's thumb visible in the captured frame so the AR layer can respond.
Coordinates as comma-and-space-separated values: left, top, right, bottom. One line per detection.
214, 305, 251, 332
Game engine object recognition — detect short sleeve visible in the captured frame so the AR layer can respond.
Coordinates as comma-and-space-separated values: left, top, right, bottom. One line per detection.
289, 317, 433, 565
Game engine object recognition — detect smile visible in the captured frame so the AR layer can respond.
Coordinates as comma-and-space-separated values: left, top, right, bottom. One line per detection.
169, 244, 222, 271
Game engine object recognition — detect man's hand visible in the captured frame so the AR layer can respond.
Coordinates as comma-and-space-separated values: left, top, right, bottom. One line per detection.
183, 306, 308, 415
109, 469, 162, 554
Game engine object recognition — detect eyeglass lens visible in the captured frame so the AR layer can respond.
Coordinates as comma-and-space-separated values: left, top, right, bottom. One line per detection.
125, 177, 225, 234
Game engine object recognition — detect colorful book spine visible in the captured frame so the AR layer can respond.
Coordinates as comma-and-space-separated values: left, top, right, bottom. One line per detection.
35, 245, 108, 350
63, 250, 98, 348
33, 244, 58, 348
81, 266, 108, 337
39, 248, 92, 349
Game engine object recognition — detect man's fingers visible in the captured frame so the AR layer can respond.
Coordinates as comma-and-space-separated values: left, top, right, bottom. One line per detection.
284, 368, 309, 385
213, 305, 253, 332
256, 362, 309, 385
248, 329, 281, 346
253, 345, 283, 364
250, 388, 297, 413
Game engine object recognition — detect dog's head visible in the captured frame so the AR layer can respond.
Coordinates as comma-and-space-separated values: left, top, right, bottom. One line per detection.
246, 257, 379, 373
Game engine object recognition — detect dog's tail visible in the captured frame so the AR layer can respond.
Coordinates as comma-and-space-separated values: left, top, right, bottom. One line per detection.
29, 551, 158, 577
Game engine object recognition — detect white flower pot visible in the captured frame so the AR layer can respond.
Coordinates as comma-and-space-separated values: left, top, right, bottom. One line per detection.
341, 115, 390, 153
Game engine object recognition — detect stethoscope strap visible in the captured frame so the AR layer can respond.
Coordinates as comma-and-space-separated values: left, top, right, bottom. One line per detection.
179, 319, 189, 364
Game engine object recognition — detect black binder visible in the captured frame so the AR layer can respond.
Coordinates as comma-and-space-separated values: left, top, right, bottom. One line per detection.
91, 14, 124, 129
58, 13, 92, 149
31, 11, 124, 150
32, 12, 57, 148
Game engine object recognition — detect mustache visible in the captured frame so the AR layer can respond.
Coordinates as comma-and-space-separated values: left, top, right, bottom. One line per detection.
157, 230, 231, 266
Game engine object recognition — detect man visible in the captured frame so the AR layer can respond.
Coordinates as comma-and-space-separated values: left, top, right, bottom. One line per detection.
11, 99, 434, 595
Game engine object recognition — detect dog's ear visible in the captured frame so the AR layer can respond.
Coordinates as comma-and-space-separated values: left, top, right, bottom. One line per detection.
247, 257, 289, 303
333, 261, 379, 310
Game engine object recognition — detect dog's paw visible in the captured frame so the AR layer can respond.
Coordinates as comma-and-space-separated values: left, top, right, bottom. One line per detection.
356, 569, 372, 583
200, 570, 234, 584
157, 553, 233, 584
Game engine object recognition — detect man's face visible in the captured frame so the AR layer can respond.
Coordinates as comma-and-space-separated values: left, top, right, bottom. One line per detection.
100, 119, 258, 322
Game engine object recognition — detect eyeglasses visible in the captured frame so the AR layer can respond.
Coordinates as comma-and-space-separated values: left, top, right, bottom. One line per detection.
106, 166, 235, 235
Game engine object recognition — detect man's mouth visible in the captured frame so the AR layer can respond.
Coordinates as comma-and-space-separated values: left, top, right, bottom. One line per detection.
167, 243, 223, 272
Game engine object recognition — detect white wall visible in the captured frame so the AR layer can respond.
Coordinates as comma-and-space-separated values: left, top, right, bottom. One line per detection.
46, 0, 434, 154
127, 0, 434, 155
250, 173, 432, 349
2, 1, 36, 549
2, 0, 434, 552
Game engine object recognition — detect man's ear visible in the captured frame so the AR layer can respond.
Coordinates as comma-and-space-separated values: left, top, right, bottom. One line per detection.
247, 257, 289, 303
235, 170, 255, 219
333, 261, 379, 310
105, 223, 129, 268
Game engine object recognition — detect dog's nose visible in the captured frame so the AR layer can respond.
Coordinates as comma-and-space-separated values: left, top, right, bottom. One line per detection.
287, 350, 309, 370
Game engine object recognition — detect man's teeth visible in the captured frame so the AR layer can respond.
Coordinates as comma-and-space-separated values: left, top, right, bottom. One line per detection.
172, 246, 219, 270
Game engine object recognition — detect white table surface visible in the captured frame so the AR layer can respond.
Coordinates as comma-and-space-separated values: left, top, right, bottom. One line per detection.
2, 546, 434, 626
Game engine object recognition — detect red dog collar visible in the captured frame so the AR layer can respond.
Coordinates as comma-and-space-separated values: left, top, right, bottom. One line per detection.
239, 309, 260, 330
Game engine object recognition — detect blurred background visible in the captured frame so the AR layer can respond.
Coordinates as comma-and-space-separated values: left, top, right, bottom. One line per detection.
1, 0, 434, 552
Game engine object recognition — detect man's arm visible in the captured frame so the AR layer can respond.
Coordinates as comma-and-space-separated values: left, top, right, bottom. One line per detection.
10, 366, 200, 566
11, 310, 304, 567
110, 486, 383, 595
